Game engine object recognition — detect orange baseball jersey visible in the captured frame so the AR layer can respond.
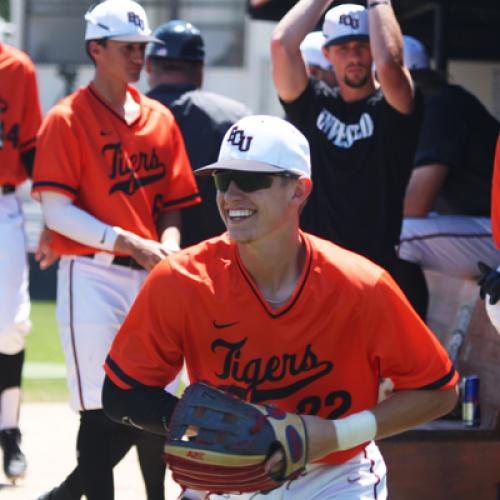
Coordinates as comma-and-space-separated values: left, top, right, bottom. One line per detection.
492, 134, 500, 249
105, 232, 457, 465
32, 84, 201, 255
0, 43, 42, 185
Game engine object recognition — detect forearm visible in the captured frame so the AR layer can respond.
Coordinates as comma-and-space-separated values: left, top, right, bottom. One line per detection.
371, 387, 458, 439
305, 387, 458, 462
271, 0, 330, 100
41, 191, 122, 251
102, 375, 178, 436
158, 210, 181, 252
368, 0, 403, 68
273, 0, 331, 50
368, 0, 413, 113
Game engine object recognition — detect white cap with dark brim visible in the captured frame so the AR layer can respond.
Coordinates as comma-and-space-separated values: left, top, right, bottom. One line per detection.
85, 0, 162, 44
194, 115, 311, 179
323, 4, 369, 47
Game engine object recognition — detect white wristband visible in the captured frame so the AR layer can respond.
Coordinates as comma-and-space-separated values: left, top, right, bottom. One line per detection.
332, 410, 377, 451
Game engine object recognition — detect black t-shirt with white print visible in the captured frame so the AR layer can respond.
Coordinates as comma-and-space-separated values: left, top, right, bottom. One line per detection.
282, 78, 422, 270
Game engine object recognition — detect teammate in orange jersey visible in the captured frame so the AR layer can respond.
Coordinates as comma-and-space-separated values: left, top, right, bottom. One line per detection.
102, 114, 458, 499
479, 134, 500, 332
32, 1, 200, 499
0, 32, 42, 484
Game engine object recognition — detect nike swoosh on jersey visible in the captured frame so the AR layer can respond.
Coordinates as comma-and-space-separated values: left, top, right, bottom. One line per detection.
212, 320, 239, 329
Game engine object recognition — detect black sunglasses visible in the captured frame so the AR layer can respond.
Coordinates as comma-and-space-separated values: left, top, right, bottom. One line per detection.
213, 171, 298, 193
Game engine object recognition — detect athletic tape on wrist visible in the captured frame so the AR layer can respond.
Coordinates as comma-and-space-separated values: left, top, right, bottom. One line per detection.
101, 226, 123, 251
332, 410, 377, 451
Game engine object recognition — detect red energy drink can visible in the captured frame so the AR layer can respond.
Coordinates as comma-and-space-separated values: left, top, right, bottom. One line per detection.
462, 375, 480, 427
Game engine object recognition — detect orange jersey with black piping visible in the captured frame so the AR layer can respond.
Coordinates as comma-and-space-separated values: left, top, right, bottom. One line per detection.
492, 134, 500, 249
32, 84, 200, 255
0, 43, 42, 185
105, 232, 458, 465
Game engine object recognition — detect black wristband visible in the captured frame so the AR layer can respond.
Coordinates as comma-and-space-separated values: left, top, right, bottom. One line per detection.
368, 0, 390, 7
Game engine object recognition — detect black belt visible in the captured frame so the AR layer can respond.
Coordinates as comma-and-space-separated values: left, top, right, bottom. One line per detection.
82, 254, 144, 270
0, 184, 15, 194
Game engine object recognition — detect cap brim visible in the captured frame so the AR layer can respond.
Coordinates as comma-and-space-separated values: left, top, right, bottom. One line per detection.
194, 160, 288, 176
108, 34, 164, 44
324, 34, 369, 47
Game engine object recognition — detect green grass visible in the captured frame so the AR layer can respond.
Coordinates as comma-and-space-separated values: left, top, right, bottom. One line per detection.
23, 300, 68, 402
26, 300, 64, 363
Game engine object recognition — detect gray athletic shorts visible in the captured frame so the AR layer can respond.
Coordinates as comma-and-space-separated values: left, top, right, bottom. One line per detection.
398, 215, 500, 279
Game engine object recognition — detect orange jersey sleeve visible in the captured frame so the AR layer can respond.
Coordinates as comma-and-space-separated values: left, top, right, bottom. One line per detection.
32, 85, 200, 255
106, 257, 185, 389
0, 44, 42, 185
492, 133, 500, 250
365, 270, 458, 391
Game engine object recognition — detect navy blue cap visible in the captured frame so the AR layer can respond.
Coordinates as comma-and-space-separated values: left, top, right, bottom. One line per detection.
146, 20, 204, 62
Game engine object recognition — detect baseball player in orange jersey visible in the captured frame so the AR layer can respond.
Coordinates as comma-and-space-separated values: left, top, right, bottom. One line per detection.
0, 39, 42, 482
479, 134, 500, 332
102, 115, 458, 499
32, 1, 200, 499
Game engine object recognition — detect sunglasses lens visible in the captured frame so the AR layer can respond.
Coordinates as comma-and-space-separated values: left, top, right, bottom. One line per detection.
214, 172, 274, 193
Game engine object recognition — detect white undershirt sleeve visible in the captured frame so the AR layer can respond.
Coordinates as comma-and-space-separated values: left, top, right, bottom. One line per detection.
40, 191, 123, 252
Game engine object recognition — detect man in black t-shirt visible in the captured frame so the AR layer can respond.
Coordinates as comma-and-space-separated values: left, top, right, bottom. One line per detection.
396, 36, 500, 317
271, 1, 421, 271
146, 20, 251, 248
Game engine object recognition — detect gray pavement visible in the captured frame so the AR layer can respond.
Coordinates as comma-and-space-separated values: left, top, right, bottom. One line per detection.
0, 403, 182, 499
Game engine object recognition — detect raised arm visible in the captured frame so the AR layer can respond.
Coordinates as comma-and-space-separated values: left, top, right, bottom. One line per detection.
271, 0, 332, 102
368, 0, 414, 114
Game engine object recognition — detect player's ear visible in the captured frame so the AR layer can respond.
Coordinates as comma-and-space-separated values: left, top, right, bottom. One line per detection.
290, 177, 312, 207
88, 40, 104, 59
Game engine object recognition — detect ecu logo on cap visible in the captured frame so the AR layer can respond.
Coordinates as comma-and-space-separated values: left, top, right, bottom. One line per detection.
339, 14, 360, 29
128, 11, 145, 30
227, 126, 253, 152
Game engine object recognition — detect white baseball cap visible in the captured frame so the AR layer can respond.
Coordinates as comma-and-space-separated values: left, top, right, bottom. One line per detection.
323, 4, 369, 47
194, 115, 311, 179
85, 0, 161, 43
403, 35, 430, 70
300, 31, 332, 70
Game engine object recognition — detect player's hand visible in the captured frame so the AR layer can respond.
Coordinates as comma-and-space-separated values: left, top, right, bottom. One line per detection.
264, 414, 338, 474
161, 239, 181, 256
35, 228, 60, 269
114, 231, 169, 271
478, 262, 500, 305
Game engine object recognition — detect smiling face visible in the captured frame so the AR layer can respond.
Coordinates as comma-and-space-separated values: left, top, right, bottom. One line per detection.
215, 170, 311, 245
323, 40, 372, 90
91, 39, 146, 84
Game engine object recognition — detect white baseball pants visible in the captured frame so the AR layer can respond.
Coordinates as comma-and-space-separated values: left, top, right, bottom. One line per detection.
56, 255, 148, 412
0, 193, 31, 355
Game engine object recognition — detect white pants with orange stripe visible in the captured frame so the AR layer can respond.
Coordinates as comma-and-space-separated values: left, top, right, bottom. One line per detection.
185, 441, 387, 500
56, 255, 149, 411
0, 193, 31, 355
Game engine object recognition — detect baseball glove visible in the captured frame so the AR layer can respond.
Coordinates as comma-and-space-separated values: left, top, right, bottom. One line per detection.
164, 382, 308, 495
